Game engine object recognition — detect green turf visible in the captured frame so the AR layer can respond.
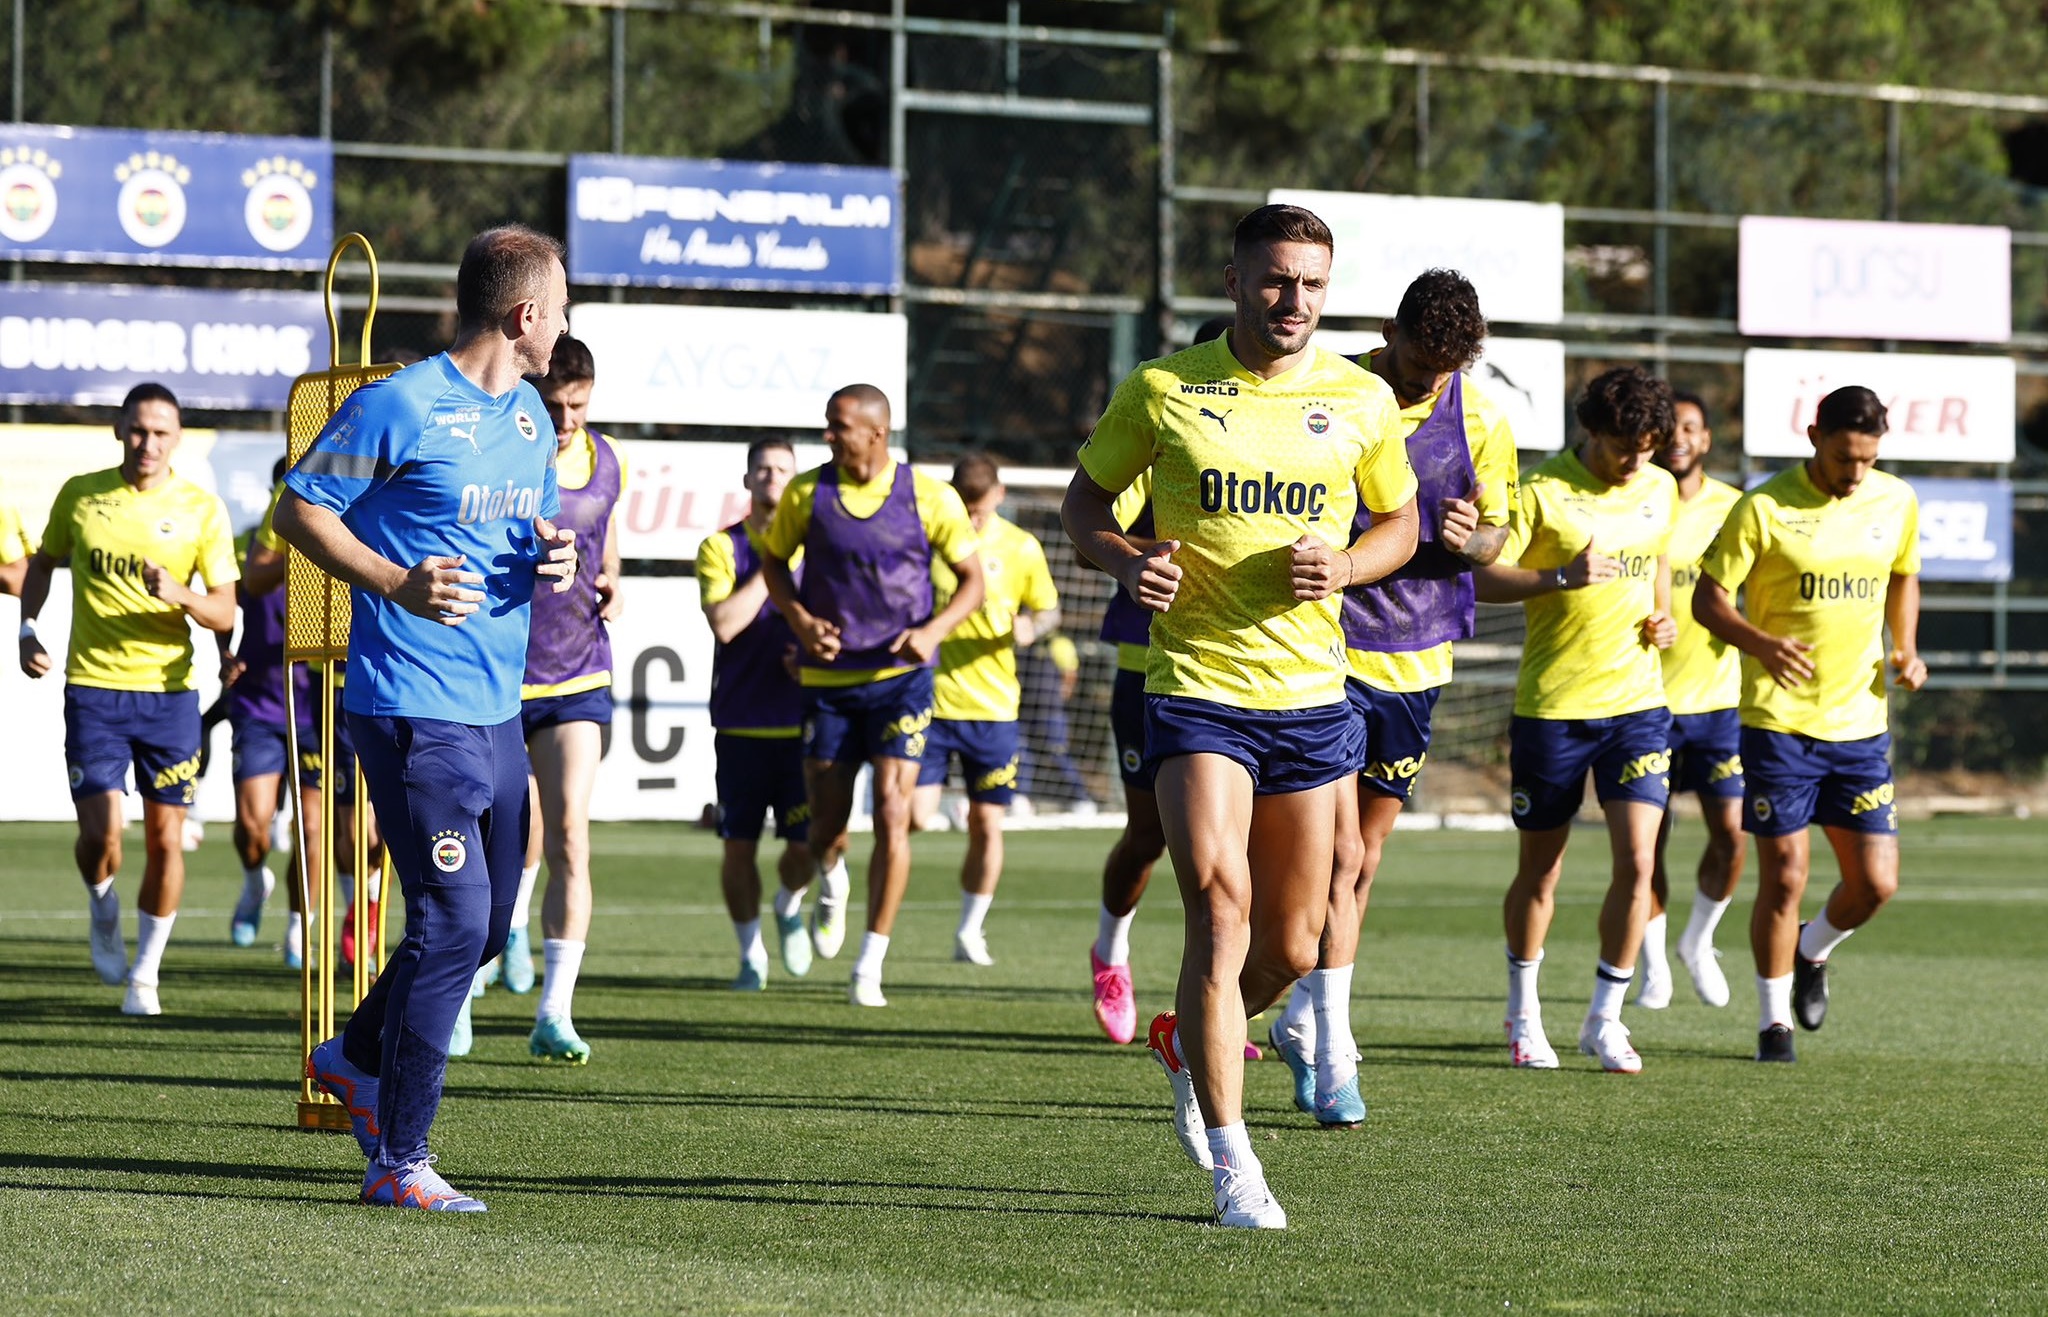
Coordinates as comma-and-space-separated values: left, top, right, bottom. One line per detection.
3, 816, 2045, 1314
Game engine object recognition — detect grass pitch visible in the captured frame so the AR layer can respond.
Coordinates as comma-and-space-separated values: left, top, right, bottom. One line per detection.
2, 815, 2045, 1314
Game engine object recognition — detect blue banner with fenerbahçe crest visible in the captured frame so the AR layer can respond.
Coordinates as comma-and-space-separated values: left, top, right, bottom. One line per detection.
0, 123, 331, 270
569, 154, 900, 294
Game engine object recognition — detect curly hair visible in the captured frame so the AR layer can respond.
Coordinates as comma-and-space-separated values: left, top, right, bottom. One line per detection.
1393, 268, 1487, 370
1574, 366, 1677, 449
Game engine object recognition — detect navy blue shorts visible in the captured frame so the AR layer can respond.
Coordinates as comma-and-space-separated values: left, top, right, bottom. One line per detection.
803, 668, 935, 765
228, 712, 358, 799
64, 686, 201, 805
1348, 679, 1440, 801
521, 685, 613, 736
1110, 668, 1153, 792
715, 732, 810, 843
1508, 708, 1673, 831
918, 717, 1020, 804
1742, 727, 1897, 837
1670, 708, 1744, 800
1144, 694, 1362, 796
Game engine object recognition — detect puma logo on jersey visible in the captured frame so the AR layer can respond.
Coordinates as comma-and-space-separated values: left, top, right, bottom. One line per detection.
1199, 407, 1231, 431
449, 425, 479, 454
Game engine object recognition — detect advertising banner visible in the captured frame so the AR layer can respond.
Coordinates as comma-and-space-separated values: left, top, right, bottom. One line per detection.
1312, 332, 1566, 452
1738, 216, 2010, 343
571, 303, 908, 430
0, 123, 332, 269
1906, 477, 2013, 583
0, 283, 325, 410
1269, 189, 1566, 325
1740, 348, 2015, 462
569, 154, 899, 294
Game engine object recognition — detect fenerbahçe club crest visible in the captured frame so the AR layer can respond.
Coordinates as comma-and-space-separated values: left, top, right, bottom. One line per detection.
431, 829, 469, 873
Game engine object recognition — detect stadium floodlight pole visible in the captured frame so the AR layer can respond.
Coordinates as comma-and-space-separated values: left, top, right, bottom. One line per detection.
282, 233, 401, 1134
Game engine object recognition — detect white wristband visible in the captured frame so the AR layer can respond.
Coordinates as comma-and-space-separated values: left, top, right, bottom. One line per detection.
1553, 567, 1569, 592
18, 620, 36, 640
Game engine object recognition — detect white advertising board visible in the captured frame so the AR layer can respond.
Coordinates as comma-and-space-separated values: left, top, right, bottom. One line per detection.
1269, 190, 1565, 325
1738, 216, 2011, 343
1312, 332, 1567, 452
571, 303, 908, 429
1740, 348, 2016, 461
611, 439, 904, 562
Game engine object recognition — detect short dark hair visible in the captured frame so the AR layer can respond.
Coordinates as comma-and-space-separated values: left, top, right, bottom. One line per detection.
951, 453, 1002, 506
1574, 366, 1676, 449
1192, 316, 1233, 345
546, 334, 595, 385
745, 437, 795, 469
455, 224, 565, 332
828, 382, 892, 427
1393, 269, 1487, 371
1671, 389, 1710, 428
120, 382, 180, 421
1814, 385, 1888, 437
1232, 203, 1333, 267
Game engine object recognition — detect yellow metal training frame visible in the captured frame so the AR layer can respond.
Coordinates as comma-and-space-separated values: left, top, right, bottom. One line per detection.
285, 233, 400, 1132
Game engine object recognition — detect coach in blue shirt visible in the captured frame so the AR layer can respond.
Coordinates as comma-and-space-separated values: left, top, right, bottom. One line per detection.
276, 223, 578, 1213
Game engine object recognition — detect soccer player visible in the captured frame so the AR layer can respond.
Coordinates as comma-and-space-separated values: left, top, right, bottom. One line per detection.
1087, 315, 1230, 1047
0, 489, 33, 595
1064, 203, 1418, 1229
1639, 391, 1746, 1010
912, 453, 1059, 965
700, 439, 814, 991
17, 384, 239, 1016
761, 384, 984, 1007
1270, 268, 1517, 1125
281, 224, 578, 1212
1691, 385, 1924, 1063
1474, 366, 1679, 1074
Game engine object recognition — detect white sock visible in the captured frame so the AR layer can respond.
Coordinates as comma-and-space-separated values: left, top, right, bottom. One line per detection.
819, 856, 850, 903
509, 863, 540, 929
537, 938, 584, 1022
286, 911, 304, 959
957, 891, 993, 940
1589, 960, 1632, 1022
772, 885, 804, 919
1094, 905, 1134, 966
1205, 1121, 1259, 1177
1681, 894, 1732, 954
1640, 912, 1669, 979
1505, 947, 1543, 1022
735, 918, 766, 968
1798, 910, 1854, 963
130, 911, 176, 986
89, 877, 118, 927
1279, 978, 1316, 1054
240, 863, 270, 896
1309, 964, 1358, 1084
1758, 973, 1794, 1030
852, 931, 890, 981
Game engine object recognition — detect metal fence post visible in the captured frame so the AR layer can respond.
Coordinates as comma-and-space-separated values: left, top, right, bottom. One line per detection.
1156, 7, 1175, 353
611, 4, 626, 154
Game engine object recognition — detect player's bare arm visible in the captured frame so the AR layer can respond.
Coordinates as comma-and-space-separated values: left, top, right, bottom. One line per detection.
16, 550, 57, 677
242, 539, 287, 596
761, 552, 841, 661
1440, 481, 1508, 565
0, 555, 25, 596
1639, 554, 1676, 650
596, 510, 623, 621
1062, 471, 1181, 612
893, 549, 985, 664
1473, 535, 1623, 603
1885, 571, 1927, 690
534, 517, 579, 593
140, 562, 236, 633
703, 568, 773, 644
273, 490, 486, 628
1691, 573, 1813, 689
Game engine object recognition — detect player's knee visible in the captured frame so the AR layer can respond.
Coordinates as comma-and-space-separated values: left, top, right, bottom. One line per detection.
1863, 866, 1900, 907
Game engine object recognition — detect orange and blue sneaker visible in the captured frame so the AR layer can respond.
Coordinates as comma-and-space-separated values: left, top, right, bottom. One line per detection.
360, 1155, 486, 1213
1144, 1011, 1214, 1171
307, 1036, 380, 1158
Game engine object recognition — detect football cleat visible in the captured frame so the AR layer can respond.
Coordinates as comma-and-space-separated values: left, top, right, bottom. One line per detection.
529, 1015, 591, 1065
501, 926, 535, 995
448, 995, 474, 1057
953, 931, 994, 966
1089, 947, 1136, 1045
1577, 1017, 1643, 1074
120, 979, 161, 1017
1213, 1168, 1287, 1229
89, 911, 127, 986
1755, 1024, 1797, 1063
848, 974, 887, 1008
1146, 1011, 1214, 1171
229, 867, 275, 947
1677, 937, 1731, 1008
1314, 1074, 1368, 1128
1633, 959, 1673, 1010
308, 1035, 382, 1158
811, 862, 850, 960
1505, 1016, 1559, 1069
1792, 930, 1830, 1031
776, 912, 813, 978
361, 1155, 486, 1212
1267, 1020, 1315, 1114
732, 961, 767, 992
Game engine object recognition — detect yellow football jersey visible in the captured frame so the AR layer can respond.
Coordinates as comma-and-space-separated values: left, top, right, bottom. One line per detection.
762, 459, 980, 688
1697, 464, 1920, 742
555, 429, 629, 495
1110, 472, 1154, 676
1346, 363, 1520, 693
1502, 450, 1678, 720
39, 469, 238, 693
932, 515, 1059, 722
1079, 337, 1417, 712
0, 494, 36, 565
1660, 475, 1743, 715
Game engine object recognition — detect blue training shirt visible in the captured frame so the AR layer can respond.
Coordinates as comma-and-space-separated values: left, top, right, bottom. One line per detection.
284, 353, 562, 726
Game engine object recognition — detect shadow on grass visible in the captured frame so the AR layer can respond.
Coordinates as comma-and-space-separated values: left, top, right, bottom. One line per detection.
0, 1151, 356, 1205
523, 1013, 1149, 1057
0, 999, 298, 1037
440, 1081, 1170, 1124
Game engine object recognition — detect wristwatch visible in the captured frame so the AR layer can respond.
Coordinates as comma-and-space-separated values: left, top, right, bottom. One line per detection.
1553, 567, 1569, 591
